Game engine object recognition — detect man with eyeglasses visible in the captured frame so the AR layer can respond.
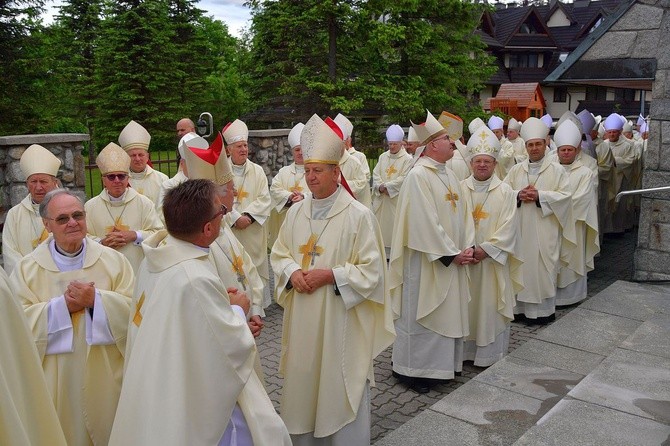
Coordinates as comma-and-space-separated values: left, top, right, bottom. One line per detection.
3, 144, 61, 274
85, 142, 163, 272
389, 110, 475, 393
111, 179, 290, 446
9, 188, 134, 446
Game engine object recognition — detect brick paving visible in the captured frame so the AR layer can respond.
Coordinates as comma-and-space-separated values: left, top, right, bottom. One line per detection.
257, 229, 637, 443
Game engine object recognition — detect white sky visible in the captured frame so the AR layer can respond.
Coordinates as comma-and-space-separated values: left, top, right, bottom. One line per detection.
43, 0, 252, 37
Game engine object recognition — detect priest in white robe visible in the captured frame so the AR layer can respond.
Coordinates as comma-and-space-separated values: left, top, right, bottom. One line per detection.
503, 118, 576, 323
10, 189, 134, 446
3, 144, 61, 274
461, 126, 522, 367
554, 121, 600, 306
224, 119, 273, 308
488, 115, 516, 178
389, 110, 475, 393
0, 268, 67, 446
271, 114, 395, 445
335, 113, 372, 207
439, 111, 472, 181
372, 124, 413, 258
404, 126, 420, 155
507, 118, 527, 163
118, 120, 168, 205
269, 123, 308, 247
85, 143, 163, 272
111, 179, 290, 446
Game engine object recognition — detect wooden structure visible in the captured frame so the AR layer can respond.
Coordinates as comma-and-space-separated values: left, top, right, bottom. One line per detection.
485, 82, 546, 121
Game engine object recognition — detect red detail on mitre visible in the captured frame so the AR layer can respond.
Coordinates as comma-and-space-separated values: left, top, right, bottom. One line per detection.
324, 117, 344, 140
188, 132, 223, 165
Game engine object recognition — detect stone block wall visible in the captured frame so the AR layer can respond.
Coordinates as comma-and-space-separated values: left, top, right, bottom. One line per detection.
0, 134, 89, 228
581, 0, 670, 279
247, 129, 292, 183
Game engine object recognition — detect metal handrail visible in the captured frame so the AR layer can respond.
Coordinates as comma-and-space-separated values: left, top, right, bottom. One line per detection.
615, 186, 670, 202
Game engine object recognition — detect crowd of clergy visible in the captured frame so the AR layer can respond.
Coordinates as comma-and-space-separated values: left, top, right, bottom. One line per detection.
0, 103, 648, 445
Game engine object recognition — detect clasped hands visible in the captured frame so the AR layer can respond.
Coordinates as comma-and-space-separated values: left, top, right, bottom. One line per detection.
234, 215, 253, 230
518, 185, 539, 202
290, 269, 334, 294
65, 281, 95, 314
101, 228, 136, 248
227, 287, 264, 338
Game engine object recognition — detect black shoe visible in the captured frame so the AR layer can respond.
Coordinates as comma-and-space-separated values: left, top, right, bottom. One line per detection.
533, 314, 556, 325
409, 378, 431, 394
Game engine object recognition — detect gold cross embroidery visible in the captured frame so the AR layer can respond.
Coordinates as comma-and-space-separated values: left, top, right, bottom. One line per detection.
445, 186, 459, 210
290, 183, 303, 193
299, 234, 324, 270
235, 186, 249, 203
133, 292, 145, 327
32, 228, 49, 249
472, 203, 490, 228
386, 164, 398, 178
105, 217, 130, 233
231, 254, 248, 290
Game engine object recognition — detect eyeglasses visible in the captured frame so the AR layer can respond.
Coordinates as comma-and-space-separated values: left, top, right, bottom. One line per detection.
104, 173, 128, 181
46, 211, 86, 225
209, 204, 227, 221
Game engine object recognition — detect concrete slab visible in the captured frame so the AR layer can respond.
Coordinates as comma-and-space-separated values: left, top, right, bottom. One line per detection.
431, 381, 545, 444
621, 314, 670, 359
535, 308, 640, 355
509, 338, 606, 375
473, 356, 583, 401
580, 280, 670, 321
514, 399, 670, 446
372, 409, 482, 446
568, 348, 670, 424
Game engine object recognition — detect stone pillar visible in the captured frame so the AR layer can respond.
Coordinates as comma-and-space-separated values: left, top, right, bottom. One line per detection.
247, 129, 292, 183
633, 1, 670, 280
0, 133, 89, 228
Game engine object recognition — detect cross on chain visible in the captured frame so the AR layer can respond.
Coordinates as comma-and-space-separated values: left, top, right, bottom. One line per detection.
299, 234, 324, 270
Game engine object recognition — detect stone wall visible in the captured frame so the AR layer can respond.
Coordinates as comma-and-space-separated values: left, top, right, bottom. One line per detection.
0, 134, 89, 227
581, 0, 670, 279
247, 128, 292, 183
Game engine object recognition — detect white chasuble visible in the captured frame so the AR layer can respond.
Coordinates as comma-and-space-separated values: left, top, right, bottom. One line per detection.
269, 163, 308, 248
271, 188, 395, 438
128, 165, 168, 205
445, 148, 472, 181
0, 269, 67, 446
10, 238, 134, 446
349, 147, 372, 207
112, 232, 290, 446
339, 150, 371, 207
371, 148, 413, 249
85, 188, 163, 272
2, 195, 50, 274
503, 158, 576, 309
461, 176, 522, 343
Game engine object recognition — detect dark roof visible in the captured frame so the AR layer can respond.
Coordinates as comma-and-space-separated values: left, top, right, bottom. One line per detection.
576, 100, 651, 117
486, 57, 511, 85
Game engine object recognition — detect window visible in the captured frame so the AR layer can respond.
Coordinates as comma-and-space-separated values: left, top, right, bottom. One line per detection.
614, 88, 635, 101
554, 87, 567, 103
586, 86, 607, 101
508, 53, 539, 68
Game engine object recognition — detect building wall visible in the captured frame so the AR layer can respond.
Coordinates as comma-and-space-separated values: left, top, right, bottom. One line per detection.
579, 0, 670, 279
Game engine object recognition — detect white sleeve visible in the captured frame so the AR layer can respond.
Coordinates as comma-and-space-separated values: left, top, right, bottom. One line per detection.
333, 266, 365, 310
480, 242, 508, 265
231, 305, 248, 322
86, 290, 115, 345
133, 230, 143, 245
46, 296, 74, 355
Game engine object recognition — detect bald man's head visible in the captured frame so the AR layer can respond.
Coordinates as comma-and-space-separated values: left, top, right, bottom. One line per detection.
176, 118, 195, 138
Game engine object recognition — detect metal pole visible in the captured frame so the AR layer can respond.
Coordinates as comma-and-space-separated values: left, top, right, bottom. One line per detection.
616, 186, 670, 202
640, 90, 646, 117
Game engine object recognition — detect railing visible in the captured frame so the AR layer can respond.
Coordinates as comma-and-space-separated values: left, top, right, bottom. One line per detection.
616, 186, 670, 202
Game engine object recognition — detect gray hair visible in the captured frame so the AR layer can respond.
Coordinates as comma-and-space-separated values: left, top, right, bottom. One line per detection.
39, 189, 84, 218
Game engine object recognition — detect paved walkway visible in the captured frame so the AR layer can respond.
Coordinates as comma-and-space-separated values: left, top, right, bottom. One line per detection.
257, 230, 639, 443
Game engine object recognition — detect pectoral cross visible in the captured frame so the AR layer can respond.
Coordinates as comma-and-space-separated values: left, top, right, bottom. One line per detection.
472, 203, 489, 228
445, 186, 459, 210
133, 292, 145, 327
235, 186, 249, 204
32, 228, 49, 248
386, 164, 398, 178
299, 234, 324, 270
106, 217, 130, 233
290, 183, 303, 193
231, 254, 248, 291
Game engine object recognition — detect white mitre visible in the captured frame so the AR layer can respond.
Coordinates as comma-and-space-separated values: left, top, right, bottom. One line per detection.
521, 117, 550, 142
222, 119, 249, 144
183, 132, 233, 185
178, 132, 204, 159
411, 109, 449, 146
557, 111, 583, 135
20, 144, 61, 178
487, 115, 504, 131
468, 117, 486, 135
386, 124, 404, 142
119, 120, 151, 152
97, 142, 130, 175
288, 123, 305, 149
301, 114, 344, 165
407, 126, 419, 143
554, 120, 582, 149
465, 126, 500, 162
333, 113, 353, 140
604, 114, 624, 131
439, 111, 464, 140
508, 118, 522, 131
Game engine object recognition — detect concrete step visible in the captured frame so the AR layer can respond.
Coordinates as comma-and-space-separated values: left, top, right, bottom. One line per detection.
374, 281, 670, 446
